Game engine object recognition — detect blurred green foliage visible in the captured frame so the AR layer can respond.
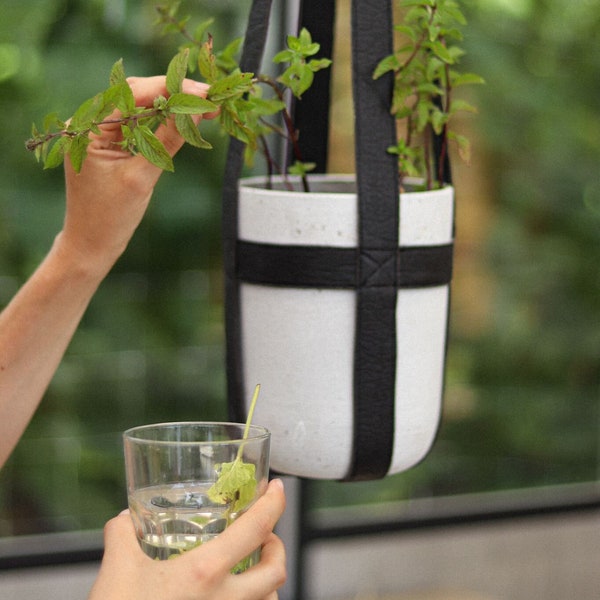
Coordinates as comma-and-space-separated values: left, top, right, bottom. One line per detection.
1, 0, 599, 532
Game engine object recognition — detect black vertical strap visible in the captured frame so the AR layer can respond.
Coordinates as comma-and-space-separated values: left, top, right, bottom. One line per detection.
223, 0, 274, 423
346, 0, 399, 480
292, 0, 336, 173
432, 105, 453, 185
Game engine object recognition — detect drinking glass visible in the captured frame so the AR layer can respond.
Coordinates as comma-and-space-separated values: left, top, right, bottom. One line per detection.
123, 421, 270, 568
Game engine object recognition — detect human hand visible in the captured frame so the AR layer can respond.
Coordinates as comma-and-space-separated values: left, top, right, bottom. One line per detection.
88, 478, 287, 600
56, 75, 215, 276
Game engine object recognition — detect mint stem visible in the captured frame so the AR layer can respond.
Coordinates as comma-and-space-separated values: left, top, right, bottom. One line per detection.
237, 383, 260, 460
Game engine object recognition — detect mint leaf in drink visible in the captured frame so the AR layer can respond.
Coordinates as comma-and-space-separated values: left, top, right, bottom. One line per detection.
207, 459, 256, 513
207, 384, 261, 515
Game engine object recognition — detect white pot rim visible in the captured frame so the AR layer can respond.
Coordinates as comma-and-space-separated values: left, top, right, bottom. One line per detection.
239, 173, 453, 200
238, 173, 454, 247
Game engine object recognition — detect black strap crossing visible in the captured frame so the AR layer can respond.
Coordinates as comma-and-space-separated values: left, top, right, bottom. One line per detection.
236, 242, 453, 289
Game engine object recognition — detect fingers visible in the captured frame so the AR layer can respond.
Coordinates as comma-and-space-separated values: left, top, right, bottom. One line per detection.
102, 509, 145, 559
94, 485, 287, 600
184, 478, 286, 574
126, 76, 210, 108
220, 478, 286, 569
236, 532, 287, 596
87, 75, 212, 161
126, 75, 213, 133
215, 533, 287, 600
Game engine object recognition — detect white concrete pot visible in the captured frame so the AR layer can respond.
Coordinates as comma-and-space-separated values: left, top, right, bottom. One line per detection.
233, 174, 454, 480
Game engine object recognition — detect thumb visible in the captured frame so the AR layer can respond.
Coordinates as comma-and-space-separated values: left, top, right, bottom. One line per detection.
102, 509, 143, 557
88, 510, 147, 599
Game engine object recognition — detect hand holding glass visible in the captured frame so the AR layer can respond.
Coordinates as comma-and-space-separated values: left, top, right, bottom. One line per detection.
123, 422, 270, 569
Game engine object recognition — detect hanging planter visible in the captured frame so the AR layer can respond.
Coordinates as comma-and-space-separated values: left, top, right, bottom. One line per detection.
234, 175, 453, 479
223, 0, 478, 481
226, 174, 454, 480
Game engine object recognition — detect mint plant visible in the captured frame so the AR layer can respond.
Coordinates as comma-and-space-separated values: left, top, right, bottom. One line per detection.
26, 3, 331, 192
373, 0, 484, 190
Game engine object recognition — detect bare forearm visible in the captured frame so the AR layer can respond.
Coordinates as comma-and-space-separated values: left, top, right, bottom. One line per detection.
0, 234, 111, 467
0, 76, 211, 470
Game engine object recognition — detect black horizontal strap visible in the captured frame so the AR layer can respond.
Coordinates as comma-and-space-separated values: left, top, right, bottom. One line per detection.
236, 241, 453, 288
399, 243, 454, 287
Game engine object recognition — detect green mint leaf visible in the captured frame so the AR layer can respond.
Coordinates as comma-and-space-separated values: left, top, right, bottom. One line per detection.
166, 93, 218, 115
288, 160, 316, 176
43, 136, 69, 169
272, 49, 294, 64
104, 81, 135, 114
109, 58, 127, 86
174, 114, 212, 149
68, 135, 91, 173
308, 58, 332, 72
132, 125, 174, 171
297, 28, 316, 53
278, 62, 314, 98
42, 112, 65, 132
207, 459, 256, 513
448, 131, 471, 163
219, 103, 254, 146
207, 71, 254, 102
452, 72, 485, 87
373, 54, 399, 80
166, 49, 190, 95
216, 37, 243, 72
193, 18, 214, 43
246, 96, 286, 117
69, 92, 106, 129
449, 98, 478, 115
198, 39, 219, 82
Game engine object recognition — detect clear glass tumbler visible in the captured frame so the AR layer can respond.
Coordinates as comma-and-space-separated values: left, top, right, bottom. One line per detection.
123, 421, 270, 569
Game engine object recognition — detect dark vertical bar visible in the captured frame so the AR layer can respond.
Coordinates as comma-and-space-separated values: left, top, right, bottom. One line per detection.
292, 0, 336, 173
347, 0, 399, 480
222, 0, 274, 422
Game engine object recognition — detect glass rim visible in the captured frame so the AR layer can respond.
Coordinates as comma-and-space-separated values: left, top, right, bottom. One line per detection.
123, 421, 270, 445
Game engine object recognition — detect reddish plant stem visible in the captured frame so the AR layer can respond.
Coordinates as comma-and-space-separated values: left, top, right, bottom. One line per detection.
256, 75, 309, 192
26, 108, 166, 153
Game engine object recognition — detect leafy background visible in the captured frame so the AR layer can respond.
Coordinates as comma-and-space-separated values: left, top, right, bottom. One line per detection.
1, 0, 599, 533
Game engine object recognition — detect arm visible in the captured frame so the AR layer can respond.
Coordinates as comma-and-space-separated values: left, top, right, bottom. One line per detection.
88, 478, 287, 600
0, 76, 212, 468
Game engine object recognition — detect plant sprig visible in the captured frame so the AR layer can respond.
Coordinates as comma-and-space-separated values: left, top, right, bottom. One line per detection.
26, 52, 218, 173
373, 0, 484, 189
26, 4, 331, 189
156, 3, 331, 190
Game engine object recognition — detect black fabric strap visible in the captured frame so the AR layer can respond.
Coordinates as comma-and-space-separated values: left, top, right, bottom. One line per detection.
236, 242, 453, 289
223, 0, 274, 423
292, 0, 336, 173
347, 0, 399, 480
